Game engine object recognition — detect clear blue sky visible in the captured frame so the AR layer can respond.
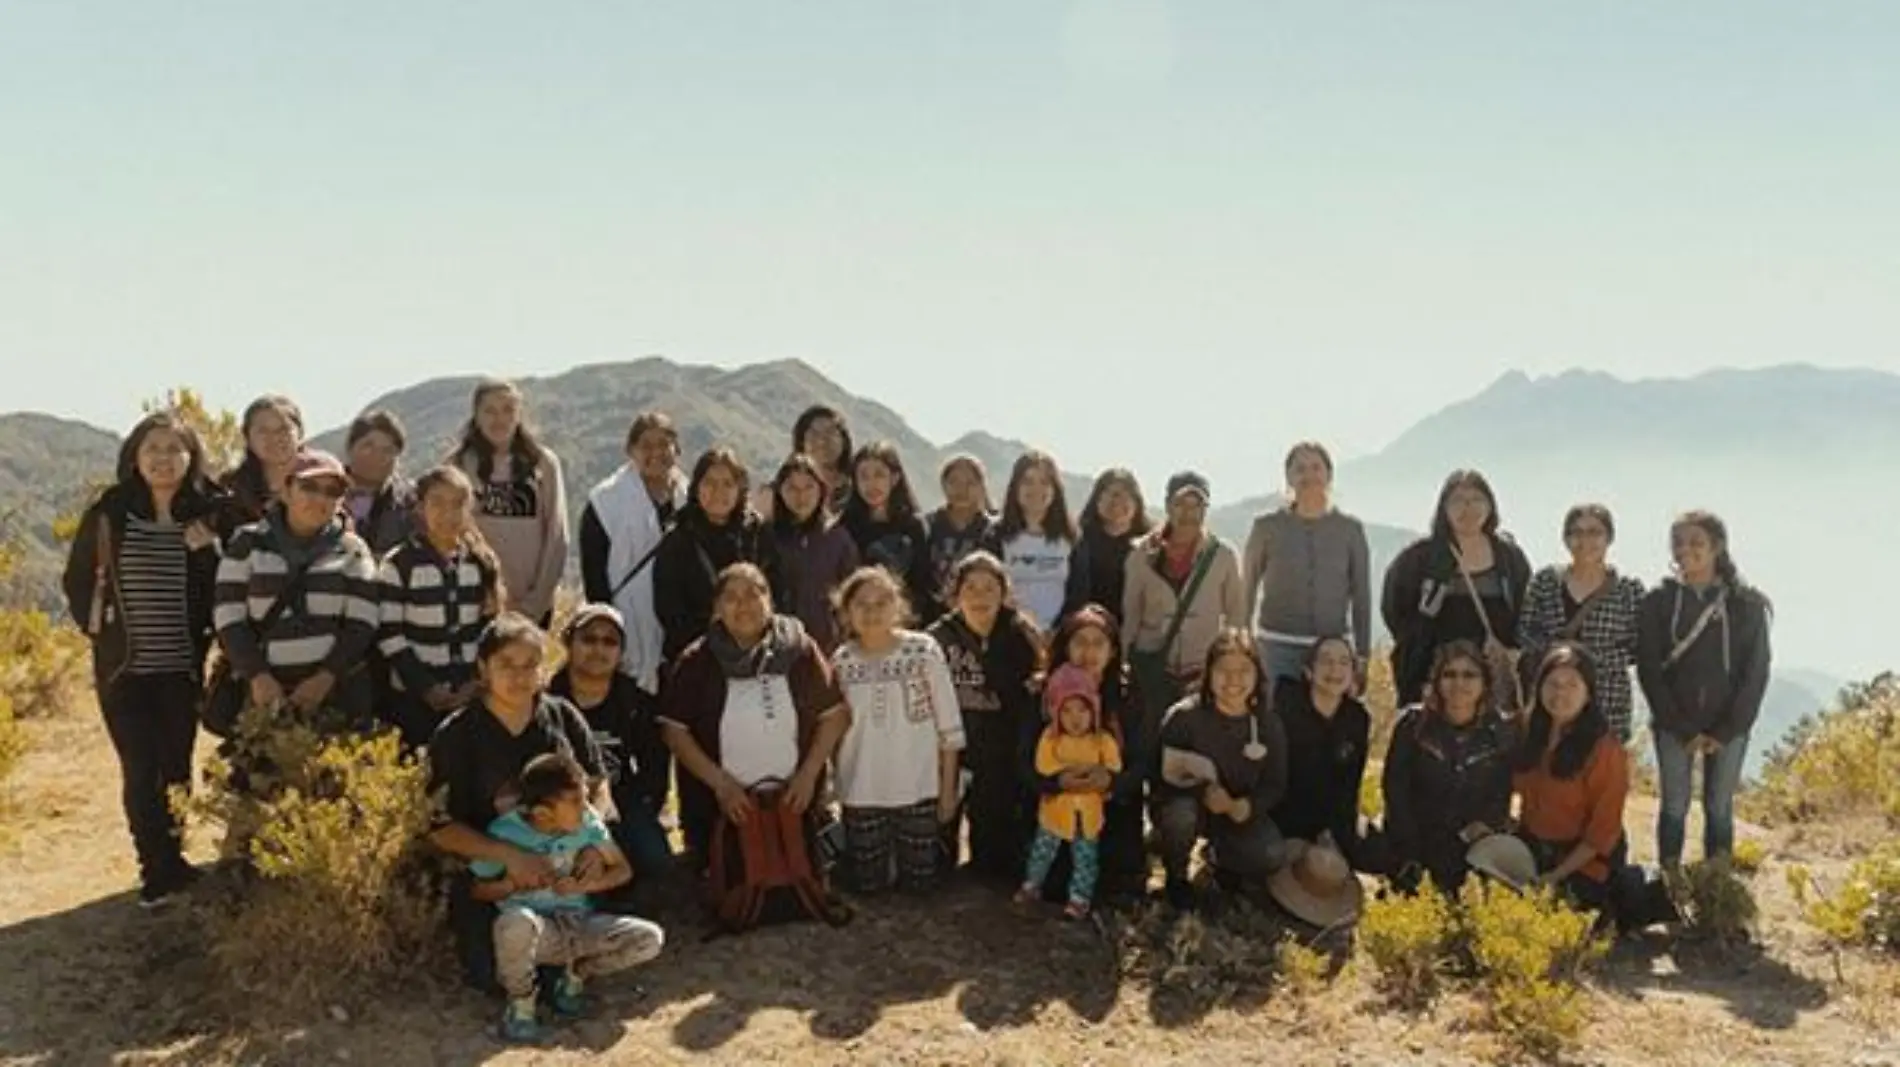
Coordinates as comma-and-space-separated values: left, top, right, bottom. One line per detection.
4, 1, 1896, 497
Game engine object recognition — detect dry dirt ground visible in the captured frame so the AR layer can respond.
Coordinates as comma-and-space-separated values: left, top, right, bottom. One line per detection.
3, 709, 1898, 1067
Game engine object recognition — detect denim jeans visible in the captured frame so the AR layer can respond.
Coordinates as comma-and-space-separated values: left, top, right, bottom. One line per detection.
1254, 637, 1311, 685
1653, 728, 1751, 867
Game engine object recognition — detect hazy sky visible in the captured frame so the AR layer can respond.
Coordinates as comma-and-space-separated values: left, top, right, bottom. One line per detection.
4, 1, 1897, 498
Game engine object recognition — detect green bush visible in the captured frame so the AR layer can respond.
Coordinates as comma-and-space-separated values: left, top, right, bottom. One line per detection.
1790, 844, 1900, 953
175, 702, 447, 1010
1357, 881, 1458, 1009
1459, 879, 1608, 1061
1744, 673, 1900, 826
0, 691, 24, 797
0, 608, 90, 720
1669, 861, 1759, 944
1275, 935, 1332, 1000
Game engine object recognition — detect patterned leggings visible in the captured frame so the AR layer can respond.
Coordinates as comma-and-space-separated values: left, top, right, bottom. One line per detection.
843, 800, 942, 894
1023, 827, 1100, 905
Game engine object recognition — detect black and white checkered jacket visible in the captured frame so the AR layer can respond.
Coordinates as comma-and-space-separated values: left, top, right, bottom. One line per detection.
1515, 565, 1646, 737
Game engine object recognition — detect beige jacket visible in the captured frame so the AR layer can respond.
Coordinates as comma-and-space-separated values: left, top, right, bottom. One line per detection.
1120, 533, 1247, 675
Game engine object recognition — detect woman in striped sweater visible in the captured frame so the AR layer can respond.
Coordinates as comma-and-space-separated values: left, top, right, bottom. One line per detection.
63, 410, 229, 907
213, 449, 383, 731
376, 466, 507, 749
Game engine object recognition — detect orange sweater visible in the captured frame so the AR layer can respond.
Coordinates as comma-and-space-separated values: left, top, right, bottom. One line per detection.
1512, 734, 1628, 883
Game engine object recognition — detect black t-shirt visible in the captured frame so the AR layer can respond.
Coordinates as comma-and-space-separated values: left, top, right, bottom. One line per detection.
546, 670, 641, 785
426, 694, 605, 830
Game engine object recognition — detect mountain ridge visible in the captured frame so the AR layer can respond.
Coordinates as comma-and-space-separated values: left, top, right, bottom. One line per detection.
0, 358, 1888, 769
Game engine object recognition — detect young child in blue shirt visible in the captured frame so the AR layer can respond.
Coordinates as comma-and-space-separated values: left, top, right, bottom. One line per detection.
469, 752, 666, 1043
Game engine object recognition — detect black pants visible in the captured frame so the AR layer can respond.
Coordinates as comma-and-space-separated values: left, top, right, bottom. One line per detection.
962, 712, 1030, 884
1097, 798, 1149, 898
626, 686, 673, 820
99, 673, 200, 888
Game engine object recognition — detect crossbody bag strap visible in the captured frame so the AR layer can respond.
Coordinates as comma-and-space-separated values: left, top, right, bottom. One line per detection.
1662, 595, 1726, 671
88, 511, 115, 635
609, 538, 668, 601
1450, 545, 1503, 649
255, 561, 317, 634
1157, 537, 1221, 661
1555, 570, 1616, 641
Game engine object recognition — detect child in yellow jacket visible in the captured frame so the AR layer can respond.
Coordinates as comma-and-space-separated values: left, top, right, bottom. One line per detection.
1015, 663, 1122, 918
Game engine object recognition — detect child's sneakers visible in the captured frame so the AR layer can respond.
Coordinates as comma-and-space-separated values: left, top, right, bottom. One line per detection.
548, 972, 588, 1019
498, 998, 544, 1044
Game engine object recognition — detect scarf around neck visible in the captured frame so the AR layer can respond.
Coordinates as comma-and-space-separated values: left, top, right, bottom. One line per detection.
707, 614, 806, 679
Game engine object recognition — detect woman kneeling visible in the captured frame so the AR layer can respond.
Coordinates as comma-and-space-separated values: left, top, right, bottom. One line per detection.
1151, 629, 1290, 911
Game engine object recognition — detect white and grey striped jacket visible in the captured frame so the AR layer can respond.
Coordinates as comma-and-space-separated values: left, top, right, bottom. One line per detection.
376, 536, 497, 694
213, 517, 381, 684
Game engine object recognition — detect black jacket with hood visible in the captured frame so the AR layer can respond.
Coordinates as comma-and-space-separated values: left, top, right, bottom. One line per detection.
1636, 578, 1772, 743
652, 506, 783, 663
1381, 533, 1534, 705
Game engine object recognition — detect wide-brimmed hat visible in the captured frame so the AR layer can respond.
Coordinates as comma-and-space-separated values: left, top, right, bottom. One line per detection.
1466, 833, 1539, 891
1268, 837, 1363, 928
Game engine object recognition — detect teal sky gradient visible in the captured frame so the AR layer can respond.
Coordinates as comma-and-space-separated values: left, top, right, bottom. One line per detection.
4, 1, 1896, 496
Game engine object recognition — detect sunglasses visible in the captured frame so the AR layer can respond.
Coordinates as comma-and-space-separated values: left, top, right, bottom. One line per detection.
294, 479, 347, 500
574, 633, 622, 648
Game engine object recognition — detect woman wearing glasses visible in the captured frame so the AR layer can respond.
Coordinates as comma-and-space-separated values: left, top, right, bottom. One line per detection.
1379, 640, 1518, 895
212, 448, 383, 730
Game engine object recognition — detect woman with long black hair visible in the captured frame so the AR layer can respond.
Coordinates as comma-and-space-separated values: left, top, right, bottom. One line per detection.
993, 450, 1079, 632
449, 379, 568, 628
1044, 605, 1151, 902
925, 551, 1043, 885
63, 410, 228, 907
1061, 468, 1151, 628
771, 452, 860, 651
1510, 641, 1639, 918
217, 394, 304, 541
922, 454, 998, 624
1381, 469, 1533, 710
375, 465, 507, 749
653, 447, 781, 664
839, 441, 935, 618
1637, 510, 1772, 872
791, 404, 855, 515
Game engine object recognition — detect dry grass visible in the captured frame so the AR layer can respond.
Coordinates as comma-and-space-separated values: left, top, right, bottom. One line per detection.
3, 709, 1898, 1066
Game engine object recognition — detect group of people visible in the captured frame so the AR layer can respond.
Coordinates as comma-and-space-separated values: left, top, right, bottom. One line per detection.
60, 379, 1772, 1042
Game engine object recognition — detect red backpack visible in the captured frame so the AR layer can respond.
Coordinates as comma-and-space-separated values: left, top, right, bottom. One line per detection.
705, 779, 853, 935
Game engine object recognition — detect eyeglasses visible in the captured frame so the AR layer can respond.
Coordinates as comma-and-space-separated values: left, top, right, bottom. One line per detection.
1439, 668, 1483, 681
294, 480, 347, 500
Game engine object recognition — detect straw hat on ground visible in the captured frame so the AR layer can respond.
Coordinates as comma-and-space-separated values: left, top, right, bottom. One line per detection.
1267, 837, 1363, 928
1466, 833, 1539, 890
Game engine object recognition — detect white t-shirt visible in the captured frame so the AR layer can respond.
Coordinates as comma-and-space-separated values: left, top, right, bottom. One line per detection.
1000, 531, 1071, 630
719, 674, 802, 788
831, 631, 966, 808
